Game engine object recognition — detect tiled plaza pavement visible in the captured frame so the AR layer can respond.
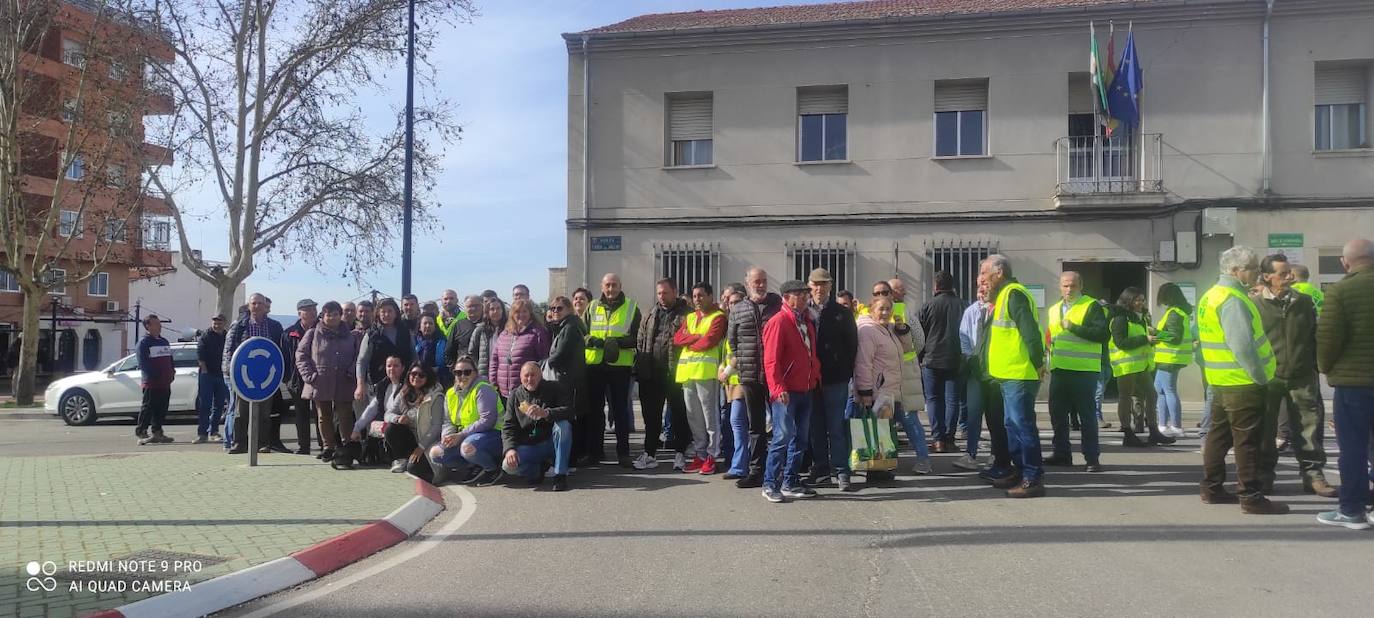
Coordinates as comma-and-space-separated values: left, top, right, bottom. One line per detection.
1, 452, 414, 618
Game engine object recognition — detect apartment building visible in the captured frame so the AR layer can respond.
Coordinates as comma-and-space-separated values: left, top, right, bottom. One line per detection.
563, 0, 1374, 399
0, 0, 175, 377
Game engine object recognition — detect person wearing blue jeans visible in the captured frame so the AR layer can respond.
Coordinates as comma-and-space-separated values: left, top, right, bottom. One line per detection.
197, 373, 229, 440
981, 254, 1047, 498
917, 275, 967, 452
805, 269, 859, 489
1314, 239, 1374, 529
727, 397, 750, 477
501, 362, 576, 491
1155, 367, 1183, 433
764, 391, 813, 500
759, 279, 822, 502
922, 367, 960, 451
196, 314, 229, 443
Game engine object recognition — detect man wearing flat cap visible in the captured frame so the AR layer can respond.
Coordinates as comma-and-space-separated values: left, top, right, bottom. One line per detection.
805, 268, 859, 490
760, 279, 823, 502
281, 298, 320, 455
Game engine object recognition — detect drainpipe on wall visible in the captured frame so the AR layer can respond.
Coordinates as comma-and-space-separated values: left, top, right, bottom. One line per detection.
581, 35, 592, 288
1261, 0, 1275, 195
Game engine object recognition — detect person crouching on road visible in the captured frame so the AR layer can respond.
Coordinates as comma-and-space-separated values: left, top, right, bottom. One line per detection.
502, 362, 576, 491
673, 282, 728, 475
380, 363, 445, 482
428, 356, 504, 487
760, 280, 823, 503
856, 295, 933, 477
296, 301, 362, 464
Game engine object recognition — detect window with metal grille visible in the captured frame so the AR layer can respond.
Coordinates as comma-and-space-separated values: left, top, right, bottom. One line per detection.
787, 241, 854, 298
926, 240, 998, 303
655, 242, 718, 293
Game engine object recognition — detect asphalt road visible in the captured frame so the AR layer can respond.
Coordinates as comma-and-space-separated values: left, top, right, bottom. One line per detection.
6, 414, 1371, 617
195, 423, 1373, 618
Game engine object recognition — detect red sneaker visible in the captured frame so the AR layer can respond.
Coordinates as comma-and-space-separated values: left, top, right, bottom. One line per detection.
699, 457, 717, 475
684, 457, 704, 473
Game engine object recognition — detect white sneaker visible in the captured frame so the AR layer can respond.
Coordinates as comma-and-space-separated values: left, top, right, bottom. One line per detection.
389, 459, 407, 473
952, 454, 981, 471
1170, 426, 1186, 438
632, 452, 658, 470
1157, 425, 1171, 437
672, 452, 686, 472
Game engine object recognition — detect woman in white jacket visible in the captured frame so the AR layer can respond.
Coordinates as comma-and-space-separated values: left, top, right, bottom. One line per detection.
855, 295, 933, 475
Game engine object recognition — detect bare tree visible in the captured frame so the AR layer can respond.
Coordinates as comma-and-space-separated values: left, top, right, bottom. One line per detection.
141, 0, 469, 320
1, 0, 167, 404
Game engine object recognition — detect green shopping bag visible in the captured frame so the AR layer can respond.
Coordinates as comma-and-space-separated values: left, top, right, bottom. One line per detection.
848, 407, 899, 472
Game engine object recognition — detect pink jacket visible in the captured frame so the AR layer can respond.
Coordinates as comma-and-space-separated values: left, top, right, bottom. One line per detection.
854, 314, 905, 402
488, 324, 551, 397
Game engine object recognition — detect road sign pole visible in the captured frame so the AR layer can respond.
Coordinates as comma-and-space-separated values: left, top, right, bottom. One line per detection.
248, 400, 259, 467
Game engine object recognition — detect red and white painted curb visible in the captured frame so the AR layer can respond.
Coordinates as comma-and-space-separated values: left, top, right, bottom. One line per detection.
87, 479, 444, 618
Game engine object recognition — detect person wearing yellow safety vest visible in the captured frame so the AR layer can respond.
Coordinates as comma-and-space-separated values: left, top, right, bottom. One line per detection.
979, 254, 1047, 498
502, 362, 576, 491
1252, 254, 1338, 498
428, 356, 504, 487
1151, 283, 1193, 439
1044, 271, 1109, 472
1109, 288, 1176, 448
581, 273, 642, 469
434, 289, 464, 341
1290, 264, 1324, 316
1198, 246, 1288, 515
672, 282, 728, 475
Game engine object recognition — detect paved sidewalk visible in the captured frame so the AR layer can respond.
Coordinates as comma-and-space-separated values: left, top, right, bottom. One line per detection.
1, 452, 416, 618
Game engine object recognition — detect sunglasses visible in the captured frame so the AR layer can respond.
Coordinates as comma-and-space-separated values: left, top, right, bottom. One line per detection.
873, 290, 891, 296
549, 306, 566, 313
454, 369, 475, 377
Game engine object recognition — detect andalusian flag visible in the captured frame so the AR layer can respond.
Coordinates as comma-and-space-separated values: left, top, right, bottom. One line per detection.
1090, 22, 1113, 134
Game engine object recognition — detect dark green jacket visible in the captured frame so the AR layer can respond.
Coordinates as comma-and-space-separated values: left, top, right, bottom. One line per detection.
1317, 264, 1374, 386
1253, 289, 1317, 380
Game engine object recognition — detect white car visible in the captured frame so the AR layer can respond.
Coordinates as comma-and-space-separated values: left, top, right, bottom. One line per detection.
45, 343, 203, 426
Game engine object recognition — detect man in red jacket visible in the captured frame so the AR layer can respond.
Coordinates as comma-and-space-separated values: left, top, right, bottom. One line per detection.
761, 280, 822, 503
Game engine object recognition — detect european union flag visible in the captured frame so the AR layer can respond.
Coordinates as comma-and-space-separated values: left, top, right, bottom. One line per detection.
1106, 29, 1143, 131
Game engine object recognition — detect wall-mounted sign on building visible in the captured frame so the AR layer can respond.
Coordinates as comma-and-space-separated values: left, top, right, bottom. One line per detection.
591, 236, 622, 252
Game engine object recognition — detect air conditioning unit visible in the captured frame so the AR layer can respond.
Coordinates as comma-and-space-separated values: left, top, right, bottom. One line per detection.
72, 306, 86, 316
1202, 207, 1237, 236
104, 300, 120, 312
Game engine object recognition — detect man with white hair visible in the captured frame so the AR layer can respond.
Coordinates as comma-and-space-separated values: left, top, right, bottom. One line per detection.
1197, 246, 1286, 514
1315, 238, 1374, 529
980, 254, 1047, 498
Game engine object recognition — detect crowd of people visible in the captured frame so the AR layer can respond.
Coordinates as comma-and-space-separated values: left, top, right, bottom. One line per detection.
132, 238, 1374, 529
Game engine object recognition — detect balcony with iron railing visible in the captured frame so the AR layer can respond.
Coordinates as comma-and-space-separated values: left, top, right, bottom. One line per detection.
1054, 133, 1165, 209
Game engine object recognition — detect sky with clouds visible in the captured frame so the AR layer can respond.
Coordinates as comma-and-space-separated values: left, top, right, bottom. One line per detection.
177, 0, 814, 308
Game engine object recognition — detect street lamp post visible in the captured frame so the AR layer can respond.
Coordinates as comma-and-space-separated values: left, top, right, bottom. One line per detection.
400, 0, 415, 297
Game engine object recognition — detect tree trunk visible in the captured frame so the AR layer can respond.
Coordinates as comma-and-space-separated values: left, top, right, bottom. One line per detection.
12, 287, 44, 406
216, 277, 245, 325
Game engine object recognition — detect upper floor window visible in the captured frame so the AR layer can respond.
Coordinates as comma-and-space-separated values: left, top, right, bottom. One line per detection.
109, 60, 128, 82
46, 268, 67, 294
934, 79, 988, 157
1314, 62, 1369, 150
64, 154, 85, 180
142, 215, 172, 250
797, 85, 847, 162
666, 92, 713, 167
103, 218, 127, 243
59, 210, 81, 238
88, 272, 110, 297
0, 269, 18, 293
62, 39, 84, 67
61, 98, 77, 123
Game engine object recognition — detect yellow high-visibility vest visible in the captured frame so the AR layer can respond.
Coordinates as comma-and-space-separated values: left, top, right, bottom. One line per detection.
435, 311, 465, 340
584, 297, 638, 367
675, 309, 724, 383
445, 380, 504, 431
1153, 306, 1193, 366
1047, 295, 1101, 372
988, 282, 1041, 381
1196, 285, 1276, 386
1291, 281, 1323, 316
1109, 318, 1154, 377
